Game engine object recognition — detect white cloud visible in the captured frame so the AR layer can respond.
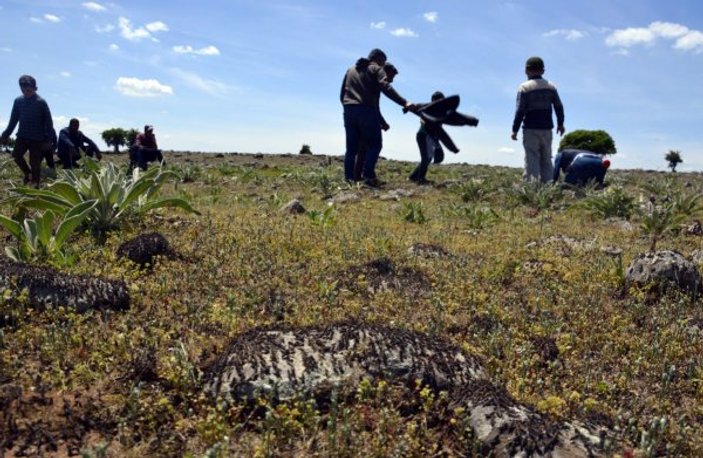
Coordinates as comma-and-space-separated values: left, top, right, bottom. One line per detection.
95, 24, 114, 33
170, 68, 230, 96
114, 77, 173, 97
60, 71, 71, 78
390, 27, 418, 38
82, 2, 106, 12
606, 21, 703, 53
498, 147, 515, 154
173, 45, 220, 56
370, 21, 386, 30
109, 43, 119, 51
117, 17, 167, 41
44, 14, 61, 23
543, 29, 586, 41
1, 47, 11, 52
145, 21, 168, 32
423, 12, 438, 23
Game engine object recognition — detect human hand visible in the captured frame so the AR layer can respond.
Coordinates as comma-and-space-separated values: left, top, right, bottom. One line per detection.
510, 132, 518, 141
404, 101, 418, 113
557, 125, 565, 136
381, 121, 390, 131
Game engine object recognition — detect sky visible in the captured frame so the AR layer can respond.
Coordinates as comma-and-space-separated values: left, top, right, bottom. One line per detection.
1, 0, 702, 171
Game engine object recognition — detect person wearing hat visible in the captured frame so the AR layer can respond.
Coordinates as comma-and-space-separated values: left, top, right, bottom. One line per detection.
340, 48, 416, 187
0, 75, 55, 187
57, 118, 101, 168
553, 149, 610, 187
511, 57, 565, 183
131, 124, 163, 170
353, 62, 399, 182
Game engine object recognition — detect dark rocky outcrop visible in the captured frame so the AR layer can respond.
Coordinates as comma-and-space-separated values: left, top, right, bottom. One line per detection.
625, 250, 702, 294
204, 322, 609, 457
0, 257, 129, 313
117, 232, 177, 267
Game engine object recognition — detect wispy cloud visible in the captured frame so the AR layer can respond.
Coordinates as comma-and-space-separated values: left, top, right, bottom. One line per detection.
95, 24, 114, 33
173, 45, 220, 56
115, 77, 173, 97
1, 47, 11, 53
370, 21, 386, 30
543, 29, 586, 41
109, 43, 119, 51
118, 17, 168, 41
423, 12, 438, 23
60, 71, 71, 78
170, 68, 230, 96
390, 27, 418, 38
606, 21, 703, 53
82, 2, 106, 12
30, 14, 61, 24
498, 147, 516, 154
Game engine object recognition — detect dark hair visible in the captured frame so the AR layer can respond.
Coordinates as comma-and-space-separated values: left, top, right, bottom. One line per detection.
431, 91, 445, 101
525, 56, 544, 71
69, 118, 80, 125
384, 63, 398, 75
18, 74, 37, 88
145, 125, 154, 132
367, 48, 387, 63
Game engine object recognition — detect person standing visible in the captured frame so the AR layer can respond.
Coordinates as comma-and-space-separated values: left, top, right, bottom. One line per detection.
0, 75, 54, 187
511, 57, 565, 183
341, 48, 415, 187
57, 118, 102, 168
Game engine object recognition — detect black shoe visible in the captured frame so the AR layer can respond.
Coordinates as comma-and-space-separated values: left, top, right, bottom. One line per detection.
363, 177, 386, 188
416, 178, 433, 186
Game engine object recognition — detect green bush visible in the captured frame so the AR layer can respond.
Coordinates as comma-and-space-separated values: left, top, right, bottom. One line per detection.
559, 129, 616, 155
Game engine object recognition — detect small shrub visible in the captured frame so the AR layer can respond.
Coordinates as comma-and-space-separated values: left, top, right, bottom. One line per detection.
299, 144, 313, 155
581, 186, 635, 219
559, 129, 616, 155
510, 181, 562, 210
403, 202, 428, 224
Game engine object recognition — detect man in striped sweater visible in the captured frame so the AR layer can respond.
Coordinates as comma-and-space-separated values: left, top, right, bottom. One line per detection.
511, 57, 565, 183
1, 75, 54, 187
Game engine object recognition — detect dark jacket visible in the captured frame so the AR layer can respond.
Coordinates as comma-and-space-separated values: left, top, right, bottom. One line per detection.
553, 149, 608, 185
340, 58, 407, 109
58, 127, 98, 157
2, 94, 54, 142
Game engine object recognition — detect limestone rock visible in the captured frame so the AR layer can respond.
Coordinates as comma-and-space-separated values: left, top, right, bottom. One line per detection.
0, 257, 129, 313
117, 232, 177, 267
330, 192, 360, 204
625, 250, 702, 294
279, 199, 305, 215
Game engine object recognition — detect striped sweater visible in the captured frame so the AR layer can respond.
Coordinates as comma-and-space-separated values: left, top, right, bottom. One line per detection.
511, 76, 564, 133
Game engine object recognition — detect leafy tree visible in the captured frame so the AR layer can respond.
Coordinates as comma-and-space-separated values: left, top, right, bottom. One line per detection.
665, 150, 683, 172
558, 129, 616, 155
299, 144, 312, 155
101, 128, 127, 153
126, 128, 140, 147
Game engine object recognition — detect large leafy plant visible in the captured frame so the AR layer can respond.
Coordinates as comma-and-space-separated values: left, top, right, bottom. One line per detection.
10, 159, 199, 237
0, 200, 96, 265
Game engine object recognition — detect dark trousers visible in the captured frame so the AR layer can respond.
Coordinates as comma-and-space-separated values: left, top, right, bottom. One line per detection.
13, 137, 46, 185
133, 147, 163, 170
343, 105, 382, 181
57, 148, 79, 168
410, 131, 434, 182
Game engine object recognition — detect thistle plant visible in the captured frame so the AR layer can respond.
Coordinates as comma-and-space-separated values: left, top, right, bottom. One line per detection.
510, 181, 562, 210
580, 185, 636, 220
638, 200, 686, 251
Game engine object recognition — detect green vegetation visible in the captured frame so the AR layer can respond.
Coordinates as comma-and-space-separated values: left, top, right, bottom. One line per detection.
1, 152, 703, 456
101, 127, 128, 154
559, 129, 617, 155
666, 150, 683, 172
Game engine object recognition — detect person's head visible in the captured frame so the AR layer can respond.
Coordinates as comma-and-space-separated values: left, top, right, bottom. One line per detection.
144, 125, 154, 135
431, 91, 445, 102
18, 74, 37, 97
368, 48, 387, 66
383, 63, 398, 83
525, 56, 545, 77
69, 118, 80, 132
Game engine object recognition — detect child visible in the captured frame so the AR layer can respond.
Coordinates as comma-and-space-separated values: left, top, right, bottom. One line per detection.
409, 91, 460, 184
511, 56, 565, 183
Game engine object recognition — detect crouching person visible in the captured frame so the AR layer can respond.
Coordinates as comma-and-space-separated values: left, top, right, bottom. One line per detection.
131, 125, 163, 171
57, 118, 101, 168
553, 149, 610, 186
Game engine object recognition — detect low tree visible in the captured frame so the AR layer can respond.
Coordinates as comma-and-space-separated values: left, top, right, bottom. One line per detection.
665, 150, 683, 172
126, 128, 140, 147
299, 144, 312, 155
558, 129, 616, 155
101, 128, 127, 154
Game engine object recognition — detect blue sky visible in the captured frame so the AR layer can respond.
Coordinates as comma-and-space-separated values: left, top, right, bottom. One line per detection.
1, 0, 702, 171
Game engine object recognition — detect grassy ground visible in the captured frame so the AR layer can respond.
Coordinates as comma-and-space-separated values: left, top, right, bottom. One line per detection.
1, 151, 702, 457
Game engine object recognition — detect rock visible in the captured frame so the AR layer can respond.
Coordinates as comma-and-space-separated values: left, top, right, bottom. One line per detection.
606, 217, 635, 232
691, 250, 703, 265
279, 199, 305, 215
330, 192, 360, 204
625, 250, 702, 294
600, 245, 623, 257
379, 188, 415, 201
117, 232, 177, 267
408, 243, 451, 258
0, 257, 129, 313
685, 220, 703, 236
203, 322, 609, 457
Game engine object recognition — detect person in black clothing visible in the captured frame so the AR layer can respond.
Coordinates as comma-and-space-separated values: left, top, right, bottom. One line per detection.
409, 91, 460, 184
57, 118, 101, 168
553, 149, 610, 186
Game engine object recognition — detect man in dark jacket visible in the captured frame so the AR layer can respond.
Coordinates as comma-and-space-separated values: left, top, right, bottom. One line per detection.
0, 75, 54, 187
57, 118, 101, 168
340, 48, 416, 187
553, 149, 610, 186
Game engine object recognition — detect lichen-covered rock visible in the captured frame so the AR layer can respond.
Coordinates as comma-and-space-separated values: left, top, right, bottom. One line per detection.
117, 232, 177, 267
204, 322, 608, 457
279, 199, 305, 215
625, 250, 702, 294
408, 243, 451, 258
0, 257, 129, 313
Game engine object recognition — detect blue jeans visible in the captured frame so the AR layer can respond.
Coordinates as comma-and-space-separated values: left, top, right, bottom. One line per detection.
343, 105, 382, 181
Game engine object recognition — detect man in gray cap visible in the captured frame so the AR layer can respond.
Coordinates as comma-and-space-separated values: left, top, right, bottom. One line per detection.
0, 75, 55, 187
510, 57, 565, 183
